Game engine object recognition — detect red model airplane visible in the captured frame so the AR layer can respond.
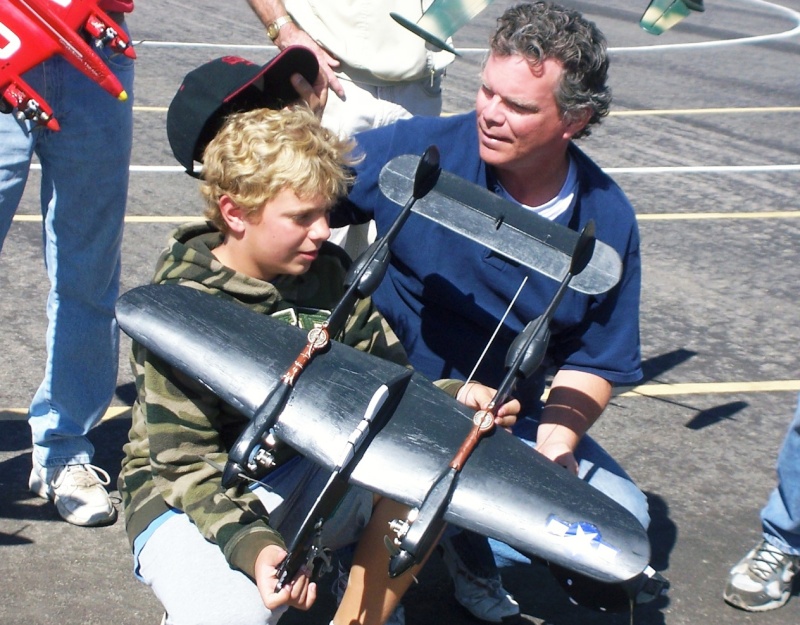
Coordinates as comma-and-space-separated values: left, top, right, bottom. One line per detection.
0, 0, 136, 131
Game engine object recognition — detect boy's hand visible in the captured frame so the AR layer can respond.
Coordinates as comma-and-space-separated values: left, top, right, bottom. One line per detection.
456, 382, 520, 430
255, 544, 317, 612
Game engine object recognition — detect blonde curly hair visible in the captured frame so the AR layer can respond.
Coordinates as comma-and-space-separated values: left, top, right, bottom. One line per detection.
200, 105, 359, 232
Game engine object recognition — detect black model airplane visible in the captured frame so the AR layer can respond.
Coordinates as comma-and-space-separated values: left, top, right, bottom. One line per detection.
115, 149, 666, 609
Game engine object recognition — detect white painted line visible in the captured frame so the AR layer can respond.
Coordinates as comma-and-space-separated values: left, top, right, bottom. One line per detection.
636, 211, 800, 220
24, 163, 800, 175
13, 211, 800, 224
132, 1, 800, 56
612, 0, 800, 53
606, 164, 800, 174
610, 106, 800, 116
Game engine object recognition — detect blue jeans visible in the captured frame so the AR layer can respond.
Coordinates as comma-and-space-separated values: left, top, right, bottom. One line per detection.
0, 29, 134, 468
447, 415, 650, 575
760, 393, 800, 556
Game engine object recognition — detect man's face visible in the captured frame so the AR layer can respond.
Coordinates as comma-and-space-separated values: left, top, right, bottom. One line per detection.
236, 188, 331, 282
475, 53, 587, 174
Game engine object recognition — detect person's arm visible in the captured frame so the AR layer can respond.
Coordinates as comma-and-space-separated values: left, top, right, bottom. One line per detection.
535, 369, 612, 474
137, 343, 284, 579
245, 0, 345, 99
254, 544, 317, 612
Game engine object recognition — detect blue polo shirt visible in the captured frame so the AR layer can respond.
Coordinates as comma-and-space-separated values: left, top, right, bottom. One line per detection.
334, 112, 642, 415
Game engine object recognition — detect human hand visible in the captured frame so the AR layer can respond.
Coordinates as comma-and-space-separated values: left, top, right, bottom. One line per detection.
535, 438, 579, 475
277, 25, 345, 100
255, 544, 317, 612
456, 382, 520, 430
290, 72, 327, 118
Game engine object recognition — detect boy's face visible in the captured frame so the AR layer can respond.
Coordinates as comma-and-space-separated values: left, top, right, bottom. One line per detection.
232, 188, 331, 282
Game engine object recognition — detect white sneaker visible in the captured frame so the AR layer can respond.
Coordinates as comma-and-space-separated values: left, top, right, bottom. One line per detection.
441, 538, 520, 623
29, 462, 117, 527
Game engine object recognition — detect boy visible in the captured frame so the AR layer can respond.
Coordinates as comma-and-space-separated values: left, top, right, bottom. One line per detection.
118, 53, 517, 625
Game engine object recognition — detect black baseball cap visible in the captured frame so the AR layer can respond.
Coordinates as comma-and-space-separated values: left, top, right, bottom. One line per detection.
167, 46, 319, 176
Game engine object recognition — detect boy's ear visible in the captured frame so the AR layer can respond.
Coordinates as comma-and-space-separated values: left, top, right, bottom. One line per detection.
218, 195, 248, 235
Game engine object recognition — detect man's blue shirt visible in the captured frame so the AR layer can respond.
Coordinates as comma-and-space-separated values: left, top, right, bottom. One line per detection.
335, 112, 642, 414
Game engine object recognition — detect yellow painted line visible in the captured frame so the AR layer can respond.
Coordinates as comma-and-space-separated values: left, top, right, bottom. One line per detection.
3, 381, 799, 421
12, 215, 195, 223
0, 406, 131, 422
610, 106, 800, 117
615, 380, 800, 397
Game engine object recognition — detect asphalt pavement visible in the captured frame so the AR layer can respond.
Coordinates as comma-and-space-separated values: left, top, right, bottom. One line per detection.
1, 1, 800, 624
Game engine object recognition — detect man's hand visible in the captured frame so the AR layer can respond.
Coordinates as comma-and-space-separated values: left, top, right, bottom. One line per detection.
456, 381, 520, 430
275, 25, 345, 100
255, 544, 317, 612
245, 0, 345, 99
290, 72, 327, 118
534, 435, 579, 474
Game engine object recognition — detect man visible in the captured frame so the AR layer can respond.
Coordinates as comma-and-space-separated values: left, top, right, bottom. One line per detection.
333, 2, 649, 619
0, 0, 135, 527
245, 0, 456, 259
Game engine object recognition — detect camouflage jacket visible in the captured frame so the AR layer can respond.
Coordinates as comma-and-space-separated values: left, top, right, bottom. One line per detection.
118, 221, 420, 580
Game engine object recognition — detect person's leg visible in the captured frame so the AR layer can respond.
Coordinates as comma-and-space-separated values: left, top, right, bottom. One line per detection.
137, 513, 283, 625
441, 415, 648, 621
724, 393, 800, 611
27, 35, 134, 525
0, 107, 35, 249
333, 498, 428, 625
761, 394, 800, 554
489, 417, 650, 568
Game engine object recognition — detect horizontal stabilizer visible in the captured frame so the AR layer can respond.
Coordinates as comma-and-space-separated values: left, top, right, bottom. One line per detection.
379, 154, 622, 295
390, 0, 496, 55
640, 0, 705, 35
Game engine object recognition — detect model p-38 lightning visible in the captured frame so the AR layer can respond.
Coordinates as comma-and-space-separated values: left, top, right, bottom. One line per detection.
0, 0, 136, 130
116, 149, 669, 609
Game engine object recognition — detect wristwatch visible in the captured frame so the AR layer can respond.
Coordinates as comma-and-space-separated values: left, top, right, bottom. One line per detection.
267, 15, 293, 42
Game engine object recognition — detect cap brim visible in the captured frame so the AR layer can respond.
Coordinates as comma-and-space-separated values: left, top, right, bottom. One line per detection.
224, 46, 319, 108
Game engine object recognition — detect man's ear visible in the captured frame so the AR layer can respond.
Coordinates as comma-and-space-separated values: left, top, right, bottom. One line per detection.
564, 107, 592, 139
218, 195, 248, 235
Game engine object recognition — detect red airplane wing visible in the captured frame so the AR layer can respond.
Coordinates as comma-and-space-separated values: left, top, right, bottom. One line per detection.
0, 0, 135, 130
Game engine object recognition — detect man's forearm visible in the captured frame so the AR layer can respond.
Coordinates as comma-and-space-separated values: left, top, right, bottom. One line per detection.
246, 0, 289, 27
538, 369, 612, 449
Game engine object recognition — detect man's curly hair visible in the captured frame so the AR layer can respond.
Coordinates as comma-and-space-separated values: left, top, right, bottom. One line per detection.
490, 2, 612, 138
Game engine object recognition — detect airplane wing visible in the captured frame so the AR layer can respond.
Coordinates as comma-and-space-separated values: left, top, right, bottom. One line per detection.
116, 283, 652, 586
0, 0, 135, 129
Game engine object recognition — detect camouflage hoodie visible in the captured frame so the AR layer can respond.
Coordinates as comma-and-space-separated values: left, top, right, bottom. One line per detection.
118, 221, 414, 580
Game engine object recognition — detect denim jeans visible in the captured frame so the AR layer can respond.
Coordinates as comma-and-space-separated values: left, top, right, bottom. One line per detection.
760, 392, 800, 556
0, 29, 134, 468
447, 414, 651, 575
